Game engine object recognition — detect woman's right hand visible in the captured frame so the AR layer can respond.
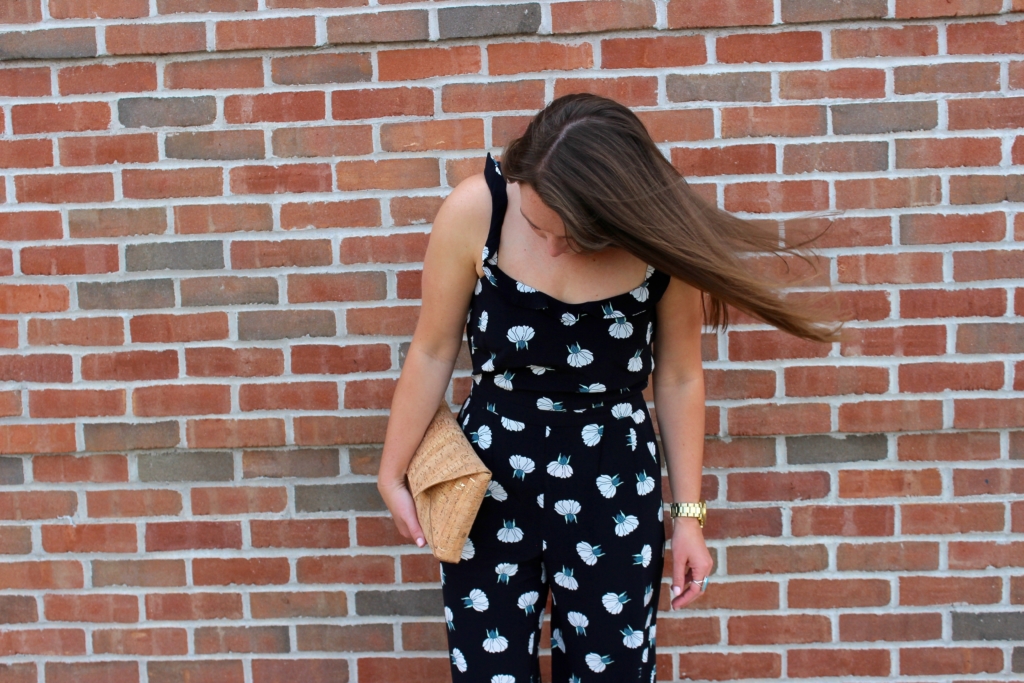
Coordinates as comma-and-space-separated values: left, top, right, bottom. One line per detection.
377, 476, 427, 548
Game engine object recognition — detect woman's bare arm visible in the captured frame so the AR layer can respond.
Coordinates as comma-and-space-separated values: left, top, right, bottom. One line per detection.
376, 172, 492, 545
652, 276, 712, 608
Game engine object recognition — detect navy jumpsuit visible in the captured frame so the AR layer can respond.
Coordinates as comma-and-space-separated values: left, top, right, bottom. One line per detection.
440, 153, 671, 683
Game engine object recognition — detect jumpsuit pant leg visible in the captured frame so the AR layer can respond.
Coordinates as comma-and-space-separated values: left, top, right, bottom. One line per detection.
440, 389, 665, 683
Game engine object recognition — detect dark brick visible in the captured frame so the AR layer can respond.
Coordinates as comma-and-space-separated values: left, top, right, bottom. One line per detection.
252, 660, 349, 683
0, 28, 97, 60
243, 448, 340, 479
782, 0, 886, 22
326, 10, 429, 44
238, 310, 336, 341
165, 131, 265, 160
84, 422, 180, 452
271, 54, 372, 86
832, 102, 938, 134
957, 323, 1024, 355
348, 446, 382, 476
953, 612, 1024, 641
667, 73, 771, 102
138, 451, 234, 482
0, 595, 36, 623
180, 277, 278, 307
787, 434, 887, 464
126, 241, 224, 272
0, 456, 24, 485
355, 589, 442, 616
69, 207, 167, 239
148, 661, 243, 683
1014, 646, 1023, 673
78, 279, 175, 310
295, 623, 392, 651
119, 97, 217, 128
195, 625, 290, 654
438, 4, 541, 39
295, 484, 385, 513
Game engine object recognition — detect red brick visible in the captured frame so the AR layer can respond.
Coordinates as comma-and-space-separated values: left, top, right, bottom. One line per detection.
901, 575, 1002, 606
93, 628, 187, 656
190, 487, 286, 516
185, 347, 284, 377
899, 361, 1003, 392
380, 118, 484, 153
251, 519, 349, 549
51, 0, 148, 18
343, 378, 397, 410
250, 591, 346, 619
58, 62, 156, 96
897, 138, 1002, 171
20, 245, 116, 277
488, 41, 592, 76
28, 318, 123, 348
195, 625, 289, 654
953, 467, 1024, 496
187, 418, 286, 449
678, 652, 781, 681
835, 614, 937, 643
272, 125, 371, 158
224, 92, 325, 124
784, 141, 889, 174
727, 544, 828, 574
0, 211, 62, 241
0, 561, 83, 590
554, 76, 658, 106
780, 68, 886, 99
216, 17, 316, 50
0, 628, 86, 656
703, 507, 782, 539
297, 555, 394, 584
326, 9, 428, 44
898, 431, 1001, 461
44, 594, 138, 623
724, 180, 829, 213
145, 593, 243, 621
86, 491, 182, 518
0, 68, 50, 97
833, 25, 938, 58
601, 35, 706, 69
902, 502, 1004, 534
33, 454, 127, 483
230, 164, 332, 195
727, 472, 830, 501
294, 415, 390, 446
729, 614, 830, 645
12, 102, 110, 135
837, 541, 939, 571
68, 207, 166, 238
949, 97, 1024, 130
897, 62, 1000, 96
239, 382, 338, 411
668, 0, 773, 28
792, 504, 894, 536
950, 540, 1024, 569
130, 312, 228, 343
59, 133, 158, 167
0, 139, 53, 169
672, 144, 775, 177
346, 306, 420, 336
174, 203, 273, 235
146, 521, 242, 551
784, 365, 888, 397
0, 0, 42, 22
193, 558, 290, 586
789, 578, 890, 608
902, 287, 1006, 318
954, 397, 1024, 429
378, 45, 480, 81
332, 87, 433, 120
0, 491, 78, 520
897, 0, 1003, 18
788, 648, 890, 678
165, 57, 264, 90
122, 168, 221, 200
336, 158, 438, 191
839, 468, 942, 498
291, 344, 391, 375
718, 32, 822, 64
16, 173, 114, 204
837, 176, 941, 210
721, 105, 826, 138
949, 20, 1024, 55
0, 424, 76, 455
91, 559, 185, 587
729, 330, 831, 361
132, 384, 230, 417
281, 199, 380, 230
42, 524, 136, 554
900, 212, 1005, 245
106, 23, 206, 55
900, 646, 1003, 675
29, 389, 124, 419
0, 354, 72, 382
551, 0, 656, 32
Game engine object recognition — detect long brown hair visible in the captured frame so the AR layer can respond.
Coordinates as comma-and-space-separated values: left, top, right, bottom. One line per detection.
499, 93, 847, 344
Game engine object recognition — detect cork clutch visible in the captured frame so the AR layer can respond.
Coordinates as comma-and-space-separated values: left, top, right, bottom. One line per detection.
406, 400, 492, 563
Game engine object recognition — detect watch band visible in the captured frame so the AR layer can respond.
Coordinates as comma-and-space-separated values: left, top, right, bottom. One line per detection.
669, 500, 706, 527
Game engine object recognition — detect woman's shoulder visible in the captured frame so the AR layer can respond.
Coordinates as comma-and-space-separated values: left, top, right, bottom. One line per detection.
428, 172, 493, 278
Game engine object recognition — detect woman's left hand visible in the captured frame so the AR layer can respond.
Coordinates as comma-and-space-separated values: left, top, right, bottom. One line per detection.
668, 517, 713, 610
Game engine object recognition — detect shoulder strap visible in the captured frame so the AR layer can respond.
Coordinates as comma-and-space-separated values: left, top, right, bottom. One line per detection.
483, 152, 507, 255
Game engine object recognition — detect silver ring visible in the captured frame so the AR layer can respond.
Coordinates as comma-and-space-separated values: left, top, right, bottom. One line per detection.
699, 576, 709, 592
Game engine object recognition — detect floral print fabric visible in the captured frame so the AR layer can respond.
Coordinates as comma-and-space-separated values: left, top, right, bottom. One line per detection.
438, 154, 669, 683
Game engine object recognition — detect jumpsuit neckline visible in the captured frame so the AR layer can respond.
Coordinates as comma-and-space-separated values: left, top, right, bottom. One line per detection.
480, 152, 667, 315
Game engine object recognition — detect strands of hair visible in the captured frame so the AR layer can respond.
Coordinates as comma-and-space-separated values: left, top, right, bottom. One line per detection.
499, 93, 848, 345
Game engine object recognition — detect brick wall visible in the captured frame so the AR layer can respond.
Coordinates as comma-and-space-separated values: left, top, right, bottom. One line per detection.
0, 0, 1022, 681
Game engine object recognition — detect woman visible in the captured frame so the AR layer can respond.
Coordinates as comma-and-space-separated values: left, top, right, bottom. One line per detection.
377, 93, 843, 683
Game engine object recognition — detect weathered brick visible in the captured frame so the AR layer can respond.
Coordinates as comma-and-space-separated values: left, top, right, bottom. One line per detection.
180, 276, 278, 306
164, 57, 264, 90
354, 589, 442, 617
216, 17, 316, 50
83, 422, 180, 452
69, 207, 167, 238
832, 102, 938, 134
174, 204, 273, 234
165, 130, 265, 161
106, 22, 205, 55
438, 4, 541, 39
271, 53, 371, 86
0, 457, 24, 485
252, 659, 348, 683
137, 451, 234, 482
126, 241, 224, 272
238, 310, 336, 341
118, 97, 216, 128
782, 0, 886, 21
0, 28, 97, 60
328, 10, 428, 44
296, 623, 392, 652
295, 483, 385, 513
787, 434, 887, 464
242, 448, 340, 479
77, 280, 175, 310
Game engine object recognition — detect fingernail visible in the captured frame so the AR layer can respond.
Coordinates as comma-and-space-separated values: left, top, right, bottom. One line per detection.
671, 585, 682, 598
416, 537, 425, 547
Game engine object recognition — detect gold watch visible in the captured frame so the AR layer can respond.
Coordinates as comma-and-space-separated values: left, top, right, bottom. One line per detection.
669, 500, 706, 528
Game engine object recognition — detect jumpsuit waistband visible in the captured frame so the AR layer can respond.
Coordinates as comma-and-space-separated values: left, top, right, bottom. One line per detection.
464, 376, 650, 427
